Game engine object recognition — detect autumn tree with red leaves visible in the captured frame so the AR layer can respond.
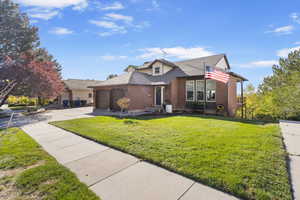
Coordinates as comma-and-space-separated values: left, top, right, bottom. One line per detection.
0, 0, 63, 106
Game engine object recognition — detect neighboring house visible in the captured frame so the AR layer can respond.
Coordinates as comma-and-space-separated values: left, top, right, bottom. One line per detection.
58, 79, 102, 106
89, 54, 247, 116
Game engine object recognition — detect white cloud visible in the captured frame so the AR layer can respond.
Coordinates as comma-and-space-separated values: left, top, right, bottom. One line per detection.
100, 55, 128, 61
27, 8, 60, 20
294, 41, 300, 45
19, 0, 88, 21
89, 20, 127, 36
277, 46, 300, 57
50, 27, 73, 35
290, 12, 300, 24
100, 2, 124, 10
138, 46, 214, 59
89, 20, 125, 31
104, 13, 133, 23
238, 60, 278, 68
266, 25, 294, 35
72, 0, 88, 10
16, 0, 88, 9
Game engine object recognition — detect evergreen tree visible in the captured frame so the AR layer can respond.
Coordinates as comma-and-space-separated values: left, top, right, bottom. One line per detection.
0, 0, 39, 60
258, 50, 300, 119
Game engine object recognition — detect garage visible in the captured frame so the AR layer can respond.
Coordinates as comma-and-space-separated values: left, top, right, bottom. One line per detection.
95, 88, 127, 111
96, 90, 110, 109
110, 88, 126, 111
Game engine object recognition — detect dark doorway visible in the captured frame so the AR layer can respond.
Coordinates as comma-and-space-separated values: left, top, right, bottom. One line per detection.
110, 89, 125, 111
155, 87, 162, 106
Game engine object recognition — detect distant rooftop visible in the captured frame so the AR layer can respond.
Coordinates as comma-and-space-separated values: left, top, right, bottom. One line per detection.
64, 79, 102, 90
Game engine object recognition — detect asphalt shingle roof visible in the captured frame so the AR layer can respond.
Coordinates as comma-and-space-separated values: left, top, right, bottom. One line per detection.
89, 54, 246, 87
64, 79, 103, 90
174, 54, 226, 76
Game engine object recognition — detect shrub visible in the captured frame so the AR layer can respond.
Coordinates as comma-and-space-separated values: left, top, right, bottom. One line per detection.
7, 96, 37, 106
117, 97, 130, 112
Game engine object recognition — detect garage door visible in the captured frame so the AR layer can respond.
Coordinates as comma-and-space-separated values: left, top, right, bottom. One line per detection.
96, 90, 110, 109
110, 89, 126, 111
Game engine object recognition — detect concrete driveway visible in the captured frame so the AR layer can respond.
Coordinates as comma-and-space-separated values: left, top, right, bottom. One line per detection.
20, 107, 237, 200
280, 120, 300, 200
0, 107, 94, 128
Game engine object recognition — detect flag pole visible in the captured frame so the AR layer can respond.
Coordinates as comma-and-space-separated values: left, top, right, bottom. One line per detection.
204, 62, 207, 114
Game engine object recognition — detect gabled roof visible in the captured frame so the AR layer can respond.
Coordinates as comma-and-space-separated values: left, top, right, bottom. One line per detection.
138, 58, 178, 69
64, 79, 102, 90
89, 68, 186, 87
174, 54, 227, 76
89, 54, 247, 88
137, 54, 228, 76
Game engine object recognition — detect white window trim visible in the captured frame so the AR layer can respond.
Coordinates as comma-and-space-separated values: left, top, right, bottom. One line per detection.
196, 80, 205, 102
154, 67, 161, 75
206, 80, 216, 102
186, 80, 195, 101
185, 79, 217, 102
152, 62, 163, 76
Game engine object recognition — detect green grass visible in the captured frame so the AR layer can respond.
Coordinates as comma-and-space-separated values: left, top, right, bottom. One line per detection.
52, 115, 292, 200
0, 128, 99, 200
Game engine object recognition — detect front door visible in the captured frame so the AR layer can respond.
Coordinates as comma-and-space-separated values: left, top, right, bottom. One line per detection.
155, 86, 164, 106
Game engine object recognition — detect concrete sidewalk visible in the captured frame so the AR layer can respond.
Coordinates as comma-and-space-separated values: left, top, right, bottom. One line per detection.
280, 120, 300, 200
21, 109, 237, 200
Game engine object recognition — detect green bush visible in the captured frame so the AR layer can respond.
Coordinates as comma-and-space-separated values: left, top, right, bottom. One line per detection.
7, 96, 37, 106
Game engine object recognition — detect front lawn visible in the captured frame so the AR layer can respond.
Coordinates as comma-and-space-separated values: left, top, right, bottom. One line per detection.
0, 128, 99, 200
52, 115, 292, 200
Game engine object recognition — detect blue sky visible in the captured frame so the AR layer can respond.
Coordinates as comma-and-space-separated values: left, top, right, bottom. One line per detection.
16, 0, 300, 88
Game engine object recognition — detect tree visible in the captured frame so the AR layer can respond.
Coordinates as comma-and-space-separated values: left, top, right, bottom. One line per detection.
0, 0, 64, 106
258, 50, 300, 120
0, 52, 64, 105
0, 0, 39, 60
124, 65, 138, 72
106, 74, 118, 80
35, 48, 62, 77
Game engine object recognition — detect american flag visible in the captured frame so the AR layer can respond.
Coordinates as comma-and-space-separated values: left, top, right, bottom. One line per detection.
205, 66, 230, 83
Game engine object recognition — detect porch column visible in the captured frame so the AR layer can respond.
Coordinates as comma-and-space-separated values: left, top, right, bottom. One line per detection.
241, 80, 244, 119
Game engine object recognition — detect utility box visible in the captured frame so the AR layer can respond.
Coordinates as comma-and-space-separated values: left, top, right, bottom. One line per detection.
166, 105, 173, 113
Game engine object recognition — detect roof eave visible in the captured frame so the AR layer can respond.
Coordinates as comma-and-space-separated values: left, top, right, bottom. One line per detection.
229, 72, 248, 81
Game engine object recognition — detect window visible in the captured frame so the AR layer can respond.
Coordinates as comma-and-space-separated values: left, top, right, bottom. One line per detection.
186, 80, 195, 101
206, 80, 216, 101
88, 93, 92, 98
196, 80, 204, 101
154, 67, 160, 74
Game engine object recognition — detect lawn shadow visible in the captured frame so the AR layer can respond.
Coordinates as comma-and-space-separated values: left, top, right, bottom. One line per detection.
0, 113, 51, 129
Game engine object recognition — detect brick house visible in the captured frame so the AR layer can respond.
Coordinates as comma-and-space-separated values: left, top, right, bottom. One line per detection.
89, 54, 247, 116
58, 79, 102, 107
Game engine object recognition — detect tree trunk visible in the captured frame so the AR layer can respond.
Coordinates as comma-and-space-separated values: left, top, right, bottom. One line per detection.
0, 82, 17, 107
37, 96, 42, 106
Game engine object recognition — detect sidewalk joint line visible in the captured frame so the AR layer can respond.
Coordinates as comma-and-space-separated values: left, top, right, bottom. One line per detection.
177, 181, 196, 200
88, 160, 141, 188
63, 148, 111, 165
